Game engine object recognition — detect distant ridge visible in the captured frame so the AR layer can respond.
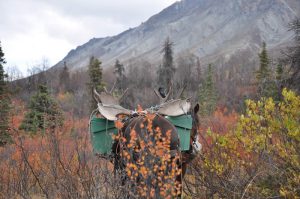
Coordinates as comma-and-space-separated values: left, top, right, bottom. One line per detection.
52, 0, 300, 71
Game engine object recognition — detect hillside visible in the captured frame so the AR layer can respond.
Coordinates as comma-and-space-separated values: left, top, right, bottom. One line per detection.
52, 0, 300, 71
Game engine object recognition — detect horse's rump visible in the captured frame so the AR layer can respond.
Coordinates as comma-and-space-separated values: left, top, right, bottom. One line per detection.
123, 114, 180, 154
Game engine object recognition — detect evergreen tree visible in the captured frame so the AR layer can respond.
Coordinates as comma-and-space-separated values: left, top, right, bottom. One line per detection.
196, 57, 202, 81
157, 37, 175, 90
276, 64, 284, 81
287, 19, 300, 93
19, 85, 63, 133
255, 42, 277, 98
59, 61, 71, 93
256, 42, 270, 81
198, 64, 217, 116
0, 41, 11, 145
87, 56, 104, 112
114, 59, 126, 92
274, 64, 284, 102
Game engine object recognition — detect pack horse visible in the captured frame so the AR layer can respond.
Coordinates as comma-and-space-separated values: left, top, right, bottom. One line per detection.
90, 87, 201, 198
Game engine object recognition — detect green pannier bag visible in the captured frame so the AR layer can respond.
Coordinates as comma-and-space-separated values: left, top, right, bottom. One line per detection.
90, 114, 192, 155
90, 117, 117, 155
166, 115, 192, 151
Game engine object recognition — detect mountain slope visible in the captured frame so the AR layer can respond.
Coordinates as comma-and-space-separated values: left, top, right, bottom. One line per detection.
53, 0, 300, 71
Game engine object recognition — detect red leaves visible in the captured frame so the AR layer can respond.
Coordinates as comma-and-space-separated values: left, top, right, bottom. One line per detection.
114, 120, 124, 130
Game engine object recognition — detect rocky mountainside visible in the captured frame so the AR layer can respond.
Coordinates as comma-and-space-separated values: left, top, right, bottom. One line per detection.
53, 0, 300, 71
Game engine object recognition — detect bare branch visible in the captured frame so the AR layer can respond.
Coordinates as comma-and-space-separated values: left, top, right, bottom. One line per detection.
17, 138, 49, 199
241, 172, 262, 199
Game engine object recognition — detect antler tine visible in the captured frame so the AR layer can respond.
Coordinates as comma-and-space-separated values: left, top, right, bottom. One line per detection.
118, 88, 129, 101
164, 85, 172, 102
110, 81, 117, 94
154, 88, 164, 103
154, 85, 172, 104
176, 84, 187, 99
93, 88, 101, 103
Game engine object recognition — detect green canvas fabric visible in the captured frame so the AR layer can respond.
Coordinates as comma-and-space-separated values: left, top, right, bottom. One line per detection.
90, 114, 193, 155
165, 115, 192, 151
90, 117, 117, 155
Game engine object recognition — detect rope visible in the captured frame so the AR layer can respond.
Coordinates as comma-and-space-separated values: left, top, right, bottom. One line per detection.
88, 108, 99, 150
89, 108, 99, 125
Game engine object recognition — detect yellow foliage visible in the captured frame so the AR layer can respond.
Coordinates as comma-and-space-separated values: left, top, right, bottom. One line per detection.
189, 88, 300, 198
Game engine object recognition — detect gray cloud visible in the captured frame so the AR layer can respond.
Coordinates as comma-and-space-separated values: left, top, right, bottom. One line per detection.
44, 0, 176, 24
0, 0, 177, 74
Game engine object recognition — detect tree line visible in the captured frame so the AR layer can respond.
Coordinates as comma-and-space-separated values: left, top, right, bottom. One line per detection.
1, 18, 300, 145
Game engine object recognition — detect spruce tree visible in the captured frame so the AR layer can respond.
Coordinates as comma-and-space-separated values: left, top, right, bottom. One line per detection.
256, 42, 270, 81
114, 59, 126, 92
198, 64, 217, 116
87, 56, 104, 112
0, 41, 11, 145
59, 61, 71, 93
157, 37, 175, 90
255, 42, 277, 98
196, 57, 202, 81
276, 64, 283, 81
19, 85, 63, 133
287, 19, 300, 93
274, 64, 284, 102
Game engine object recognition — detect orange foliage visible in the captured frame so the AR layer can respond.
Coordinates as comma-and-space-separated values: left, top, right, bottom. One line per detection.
9, 99, 26, 134
199, 106, 239, 150
117, 113, 182, 198
0, 98, 98, 198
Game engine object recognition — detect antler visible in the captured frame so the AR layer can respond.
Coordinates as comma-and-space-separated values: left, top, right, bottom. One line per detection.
94, 87, 131, 120
94, 87, 129, 106
118, 88, 129, 101
154, 85, 172, 104
93, 88, 101, 103
110, 81, 117, 94
175, 84, 187, 99
154, 83, 187, 104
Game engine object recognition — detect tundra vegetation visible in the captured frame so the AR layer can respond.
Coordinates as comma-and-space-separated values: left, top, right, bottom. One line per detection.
0, 19, 299, 198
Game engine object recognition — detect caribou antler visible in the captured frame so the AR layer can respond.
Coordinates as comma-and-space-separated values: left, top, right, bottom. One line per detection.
153, 84, 191, 116
175, 84, 187, 99
118, 88, 129, 101
154, 85, 172, 104
94, 86, 129, 106
154, 83, 187, 104
110, 81, 117, 94
156, 98, 191, 116
93, 88, 101, 103
94, 87, 131, 120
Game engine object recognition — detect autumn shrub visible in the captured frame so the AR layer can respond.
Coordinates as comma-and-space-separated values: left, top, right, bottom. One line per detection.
197, 107, 238, 152
0, 114, 124, 199
115, 113, 182, 199
186, 88, 300, 198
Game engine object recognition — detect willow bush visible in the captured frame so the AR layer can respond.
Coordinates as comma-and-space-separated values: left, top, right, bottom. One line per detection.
187, 88, 300, 198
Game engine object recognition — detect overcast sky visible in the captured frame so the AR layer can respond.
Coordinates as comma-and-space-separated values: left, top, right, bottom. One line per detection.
0, 0, 177, 75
